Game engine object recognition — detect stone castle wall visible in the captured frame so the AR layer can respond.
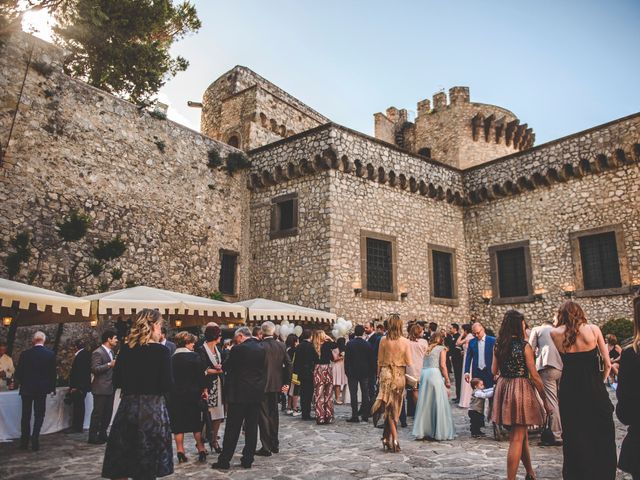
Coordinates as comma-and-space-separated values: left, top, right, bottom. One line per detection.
0, 34, 251, 372
201, 66, 327, 150
465, 162, 640, 329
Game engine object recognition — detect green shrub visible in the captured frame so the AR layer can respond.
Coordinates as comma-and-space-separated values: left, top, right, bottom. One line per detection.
207, 149, 223, 168
209, 291, 225, 301
601, 317, 634, 342
225, 151, 251, 175
31, 60, 53, 77
149, 110, 167, 120
154, 139, 166, 153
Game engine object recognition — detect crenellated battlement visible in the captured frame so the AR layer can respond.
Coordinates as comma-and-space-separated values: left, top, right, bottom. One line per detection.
374, 86, 534, 169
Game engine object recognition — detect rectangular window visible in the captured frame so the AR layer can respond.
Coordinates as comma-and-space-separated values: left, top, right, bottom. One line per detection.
432, 250, 454, 299
270, 193, 298, 239
218, 252, 238, 295
489, 240, 534, 304
496, 247, 528, 298
579, 232, 622, 290
366, 237, 393, 293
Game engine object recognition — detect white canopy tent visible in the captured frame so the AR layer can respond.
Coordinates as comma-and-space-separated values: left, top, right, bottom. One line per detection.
0, 278, 91, 326
234, 298, 336, 325
82, 286, 245, 326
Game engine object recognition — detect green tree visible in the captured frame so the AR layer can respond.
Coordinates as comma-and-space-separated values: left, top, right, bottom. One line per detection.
53, 0, 201, 103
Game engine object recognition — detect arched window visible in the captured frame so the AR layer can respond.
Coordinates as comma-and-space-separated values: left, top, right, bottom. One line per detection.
227, 135, 239, 148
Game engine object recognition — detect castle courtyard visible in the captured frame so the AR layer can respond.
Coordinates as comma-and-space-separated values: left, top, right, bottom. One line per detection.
0, 395, 632, 480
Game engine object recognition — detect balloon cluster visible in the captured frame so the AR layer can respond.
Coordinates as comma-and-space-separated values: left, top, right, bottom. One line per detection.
331, 317, 353, 339
274, 319, 303, 340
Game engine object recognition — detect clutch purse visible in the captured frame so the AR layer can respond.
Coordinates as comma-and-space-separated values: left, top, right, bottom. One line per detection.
291, 373, 300, 386
404, 374, 418, 388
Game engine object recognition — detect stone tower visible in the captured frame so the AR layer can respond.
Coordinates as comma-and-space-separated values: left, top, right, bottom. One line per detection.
374, 87, 534, 169
200, 66, 329, 151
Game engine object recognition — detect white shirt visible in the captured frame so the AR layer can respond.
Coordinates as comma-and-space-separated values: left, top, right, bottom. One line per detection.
477, 335, 486, 370
102, 345, 113, 361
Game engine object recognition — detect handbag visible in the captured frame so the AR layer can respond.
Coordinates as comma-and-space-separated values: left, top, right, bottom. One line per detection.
540, 415, 555, 445
404, 374, 418, 388
290, 353, 300, 385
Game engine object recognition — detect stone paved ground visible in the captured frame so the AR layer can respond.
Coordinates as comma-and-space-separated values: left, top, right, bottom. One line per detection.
0, 391, 631, 480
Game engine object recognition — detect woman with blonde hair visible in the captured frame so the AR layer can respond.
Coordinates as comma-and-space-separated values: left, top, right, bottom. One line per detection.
616, 295, 640, 480
371, 314, 411, 452
550, 301, 616, 480
311, 330, 338, 424
102, 308, 173, 480
412, 332, 456, 441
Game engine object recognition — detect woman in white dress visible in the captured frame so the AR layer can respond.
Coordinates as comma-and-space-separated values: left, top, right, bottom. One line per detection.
458, 324, 473, 408
198, 325, 225, 453
406, 324, 429, 408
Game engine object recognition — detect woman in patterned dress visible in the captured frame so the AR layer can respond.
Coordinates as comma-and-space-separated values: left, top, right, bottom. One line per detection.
198, 325, 224, 453
312, 330, 338, 424
492, 310, 551, 480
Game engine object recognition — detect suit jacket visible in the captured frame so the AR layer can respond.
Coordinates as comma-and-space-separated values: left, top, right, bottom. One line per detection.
15, 345, 56, 396
162, 340, 176, 356
293, 340, 316, 380
464, 335, 496, 376
91, 346, 114, 395
344, 337, 375, 380
368, 332, 383, 363
529, 325, 563, 371
69, 348, 92, 392
223, 338, 266, 404
261, 337, 292, 393
445, 333, 462, 361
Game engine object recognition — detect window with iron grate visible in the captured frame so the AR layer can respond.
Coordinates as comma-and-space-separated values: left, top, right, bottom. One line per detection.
218, 252, 238, 295
496, 247, 528, 298
432, 250, 454, 298
366, 237, 393, 293
578, 232, 621, 290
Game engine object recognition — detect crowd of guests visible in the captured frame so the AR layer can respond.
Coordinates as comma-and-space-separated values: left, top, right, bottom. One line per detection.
3, 296, 639, 480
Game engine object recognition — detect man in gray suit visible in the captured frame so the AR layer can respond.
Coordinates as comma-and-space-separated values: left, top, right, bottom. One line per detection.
160, 327, 176, 355
88, 330, 117, 444
255, 322, 291, 456
529, 319, 563, 445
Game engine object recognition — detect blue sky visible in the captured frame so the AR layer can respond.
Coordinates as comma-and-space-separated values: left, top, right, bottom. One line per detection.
157, 0, 640, 144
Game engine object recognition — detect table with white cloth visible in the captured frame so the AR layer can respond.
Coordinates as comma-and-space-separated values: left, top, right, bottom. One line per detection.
0, 388, 121, 442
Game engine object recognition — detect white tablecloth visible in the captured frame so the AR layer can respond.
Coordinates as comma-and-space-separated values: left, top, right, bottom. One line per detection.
0, 388, 121, 442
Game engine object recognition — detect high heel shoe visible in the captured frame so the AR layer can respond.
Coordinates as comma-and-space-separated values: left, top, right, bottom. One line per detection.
198, 451, 207, 463
382, 437, 389, 451
389, 438, 400, 453
525, 474, 536, 480
177, 452, 188, 463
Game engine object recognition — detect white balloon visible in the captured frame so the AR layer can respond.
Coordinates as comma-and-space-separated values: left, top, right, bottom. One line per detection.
281, 319, 290, 327
294, 325, 302, 337
345, 320, 353, 331
275, 325, 281, 335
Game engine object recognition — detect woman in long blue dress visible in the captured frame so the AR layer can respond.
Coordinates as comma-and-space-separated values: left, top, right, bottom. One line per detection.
413, 332, 456, 441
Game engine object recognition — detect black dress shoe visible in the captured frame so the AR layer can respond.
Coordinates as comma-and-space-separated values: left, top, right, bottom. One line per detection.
254, 448, 272, 457
18, 438, 29, 450
31, 437, 39, 451
301, 416, 315, 421
361, 417, 369, 422
211, 462, 230, 470
346, 417, 360, 423
271, 447, 279, 454
240, 461, 252, 469
88, 438, 106, 445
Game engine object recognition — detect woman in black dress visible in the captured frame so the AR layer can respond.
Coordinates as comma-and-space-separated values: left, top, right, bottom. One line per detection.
616, 295, 640, 480
102, 309, 173, 480
550, 301, 616, 480
168, 331, 208, 463
285, 334, 300, 415
197, 325, 224, 453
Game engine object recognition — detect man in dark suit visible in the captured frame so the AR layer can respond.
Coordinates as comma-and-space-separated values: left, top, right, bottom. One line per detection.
88, 330, 117, 444
68, 340, 92, 433
364, 321, 383, 405
160, 327, 176, 355
445, 323, 463, 402
212, 326, 266, 470
345, 325, 375, 422
256, 321, 292, 456
464, 322, 496, 388
293, 329, 315, 420
15, 331, 56, 451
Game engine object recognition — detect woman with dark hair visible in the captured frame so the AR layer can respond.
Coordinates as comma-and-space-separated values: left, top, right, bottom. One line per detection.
457, 324, 473, 408
550, 301, 616, 480
198, 325, 224, 453
615, 295, 640, 480
605, 333, 622, 381
332, 337, 347, 404
285, 334, 300, 415
491, 310, 550, 480
168, 331, 208, 463
102, 309, 173, 480
371, 314, 411, 452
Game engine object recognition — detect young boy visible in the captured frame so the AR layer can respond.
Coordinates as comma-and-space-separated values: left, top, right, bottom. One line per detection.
469, 378, 493, 438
